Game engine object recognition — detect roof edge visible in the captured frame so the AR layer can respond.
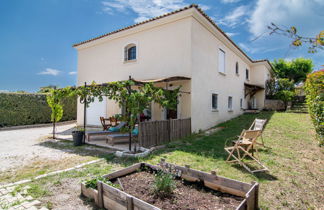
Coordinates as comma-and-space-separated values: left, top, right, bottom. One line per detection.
72, 4, 272, 68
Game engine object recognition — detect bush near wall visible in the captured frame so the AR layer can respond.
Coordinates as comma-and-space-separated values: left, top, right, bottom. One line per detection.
0, 93, 76, 127
304, 70, 324, 145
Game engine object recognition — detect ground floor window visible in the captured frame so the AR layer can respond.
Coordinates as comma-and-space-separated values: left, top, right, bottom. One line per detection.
228, 96, 233, 110
212, 94, 218, 110
240, 98, 243, 109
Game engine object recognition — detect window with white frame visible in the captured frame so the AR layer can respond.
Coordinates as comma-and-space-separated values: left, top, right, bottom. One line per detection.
228, 96, 233, 110
235, 62, 239, 74
218, 49, 225, 74
124, 44, 136, 61
240, 98, 243, 109
212, 94, 218, 110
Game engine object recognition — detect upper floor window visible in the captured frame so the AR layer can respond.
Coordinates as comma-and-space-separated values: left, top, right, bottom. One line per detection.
218, 49, 225, 74
235, 62, 239, 74
246, 69, 249, 80
212, 94, 218, 110
124, 44, 136, 61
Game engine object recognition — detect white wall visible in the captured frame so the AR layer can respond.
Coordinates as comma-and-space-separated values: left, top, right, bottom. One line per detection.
190, 18, 250, 132
76, 17, 192, 125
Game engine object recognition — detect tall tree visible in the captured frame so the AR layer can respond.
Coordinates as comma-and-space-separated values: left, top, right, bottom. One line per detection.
272, 58, 313, 84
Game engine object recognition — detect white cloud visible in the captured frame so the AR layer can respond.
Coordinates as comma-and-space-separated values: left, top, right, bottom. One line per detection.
38, 68, 61, 76
218, 5, 249, 27
225, 32, 239, 37
101, 0, 210, 23
69, 71, 77, 75
249, 0, 324, 37
221, 0, 241, 3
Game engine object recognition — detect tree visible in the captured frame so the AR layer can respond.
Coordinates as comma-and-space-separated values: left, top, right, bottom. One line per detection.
266, 78, 295, 110
272, 58, 313, 84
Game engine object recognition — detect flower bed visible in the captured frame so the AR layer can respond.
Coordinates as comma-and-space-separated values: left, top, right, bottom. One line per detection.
81, 160, 259, 209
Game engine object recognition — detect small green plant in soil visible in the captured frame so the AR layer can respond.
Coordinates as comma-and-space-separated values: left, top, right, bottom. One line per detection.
152, 171, 176, 197
84, 176, 120, 189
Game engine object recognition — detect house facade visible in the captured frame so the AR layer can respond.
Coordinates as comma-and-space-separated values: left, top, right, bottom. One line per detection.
74, 5, 272, 132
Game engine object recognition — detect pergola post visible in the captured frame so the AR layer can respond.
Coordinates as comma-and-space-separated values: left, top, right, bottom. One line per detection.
52, 86, 56, 139
127, 75, 132, 151
83, 82, 87, 144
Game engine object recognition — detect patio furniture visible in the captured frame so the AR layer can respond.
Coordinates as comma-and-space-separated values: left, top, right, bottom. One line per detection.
106, 127, 139, 146
225, 129, 268, 173
249, 118, 267, 147
86, 122, 126, 142
100, 117, 111, 131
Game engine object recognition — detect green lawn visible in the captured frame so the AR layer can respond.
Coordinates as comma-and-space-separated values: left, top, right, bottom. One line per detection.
15, 112, 323, 209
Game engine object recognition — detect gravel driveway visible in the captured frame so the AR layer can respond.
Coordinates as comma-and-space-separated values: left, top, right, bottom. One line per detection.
0, 124, 79, 174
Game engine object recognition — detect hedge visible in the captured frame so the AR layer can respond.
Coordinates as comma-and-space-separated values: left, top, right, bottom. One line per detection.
304, 70, 324, 145
0, 93, 76, 127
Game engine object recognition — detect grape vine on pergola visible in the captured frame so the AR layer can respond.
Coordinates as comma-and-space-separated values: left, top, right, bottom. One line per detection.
47, 76, 182, 151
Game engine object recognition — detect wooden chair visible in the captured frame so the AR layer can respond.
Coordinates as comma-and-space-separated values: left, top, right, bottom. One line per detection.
109, 116, 119, 127
249, 118, 267, 147
100, 117, 111, 131
225, 129, 268, 173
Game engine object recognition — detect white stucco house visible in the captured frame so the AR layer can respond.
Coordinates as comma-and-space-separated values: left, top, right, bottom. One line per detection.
73, 4, 273, 132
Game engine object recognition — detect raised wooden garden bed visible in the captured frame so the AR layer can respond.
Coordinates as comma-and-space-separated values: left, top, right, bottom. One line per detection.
81, 160, 259, 210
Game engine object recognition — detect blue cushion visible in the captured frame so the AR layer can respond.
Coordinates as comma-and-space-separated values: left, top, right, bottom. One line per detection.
108, 126, 120, 132
132, 128, 139, 136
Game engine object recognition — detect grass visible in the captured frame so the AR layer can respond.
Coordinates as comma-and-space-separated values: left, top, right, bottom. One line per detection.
8, 111, 323, 209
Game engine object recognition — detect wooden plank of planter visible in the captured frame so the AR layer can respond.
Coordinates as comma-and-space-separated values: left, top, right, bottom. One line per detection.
81, 183, 99, 205
132, 196, 161, 210
148, 161, 251, 195
104, 163, 142, 180
102, 181, 160, 210
144, 162, 249, 197
102, 183, 128, 209
97, 181, 104, 208
236, 199, 247, 210
204, 181, 246, 197
245, 182, 259, 210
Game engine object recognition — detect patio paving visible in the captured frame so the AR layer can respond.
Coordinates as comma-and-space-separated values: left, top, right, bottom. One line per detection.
56, 127, 132, 152
0, 185, 48, 210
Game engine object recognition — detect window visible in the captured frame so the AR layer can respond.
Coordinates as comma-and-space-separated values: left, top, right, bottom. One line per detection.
218, 49, 225, 74
124, 44, 136, 61
228, 96, 233, 110
212, 94, 218, 110
246, 69, 249, 80
240, 98, 243, 109
235, 62, 239, 74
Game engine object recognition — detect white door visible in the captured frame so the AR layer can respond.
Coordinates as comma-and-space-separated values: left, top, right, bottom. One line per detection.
251, 96, 257, 109
86, 97, 107, 126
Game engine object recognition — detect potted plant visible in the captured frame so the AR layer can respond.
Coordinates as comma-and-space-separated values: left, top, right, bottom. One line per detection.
72, 127, 85, 146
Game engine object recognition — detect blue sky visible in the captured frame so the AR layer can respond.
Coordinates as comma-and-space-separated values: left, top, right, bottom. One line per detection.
0, 0, 323, 92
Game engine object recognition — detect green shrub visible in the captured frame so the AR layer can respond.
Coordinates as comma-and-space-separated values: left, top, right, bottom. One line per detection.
84, 177, 120, 189
304, 71, 324, 145
153, 171, 175, 197
0, 93, 76, 127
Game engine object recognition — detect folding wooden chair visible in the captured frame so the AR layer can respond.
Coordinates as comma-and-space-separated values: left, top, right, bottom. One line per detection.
249, 118, 267, 147
100, 117, 111, 131
225, 129, 268, 173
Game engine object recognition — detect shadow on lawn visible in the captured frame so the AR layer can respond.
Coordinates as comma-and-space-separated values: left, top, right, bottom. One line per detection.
142, 111, 278, 180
